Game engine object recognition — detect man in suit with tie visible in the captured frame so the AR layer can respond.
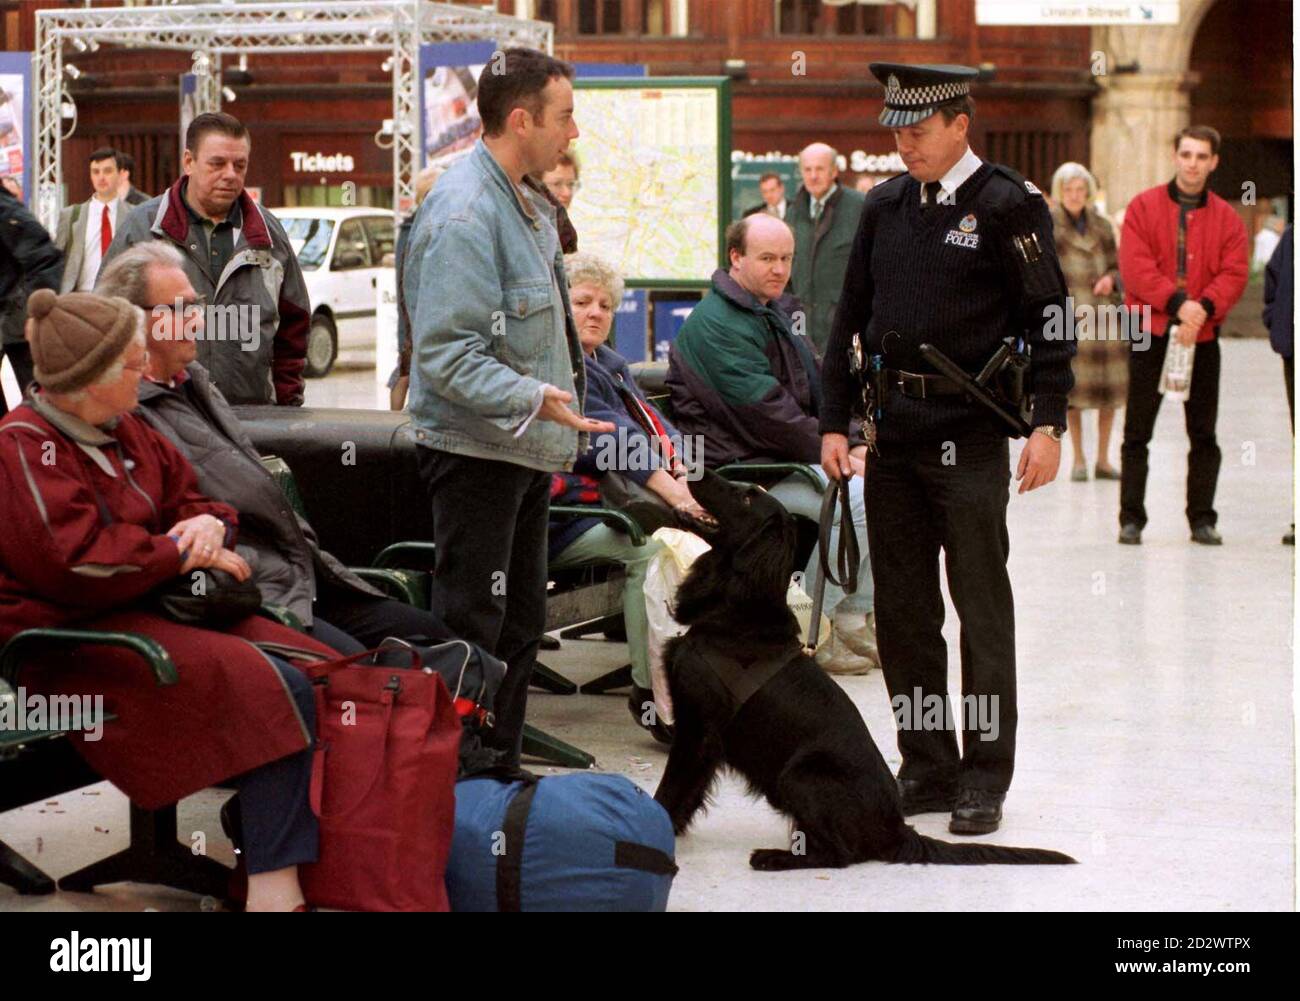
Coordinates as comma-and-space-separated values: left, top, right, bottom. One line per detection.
54, 147, 128, 293
743, 172, 788, 220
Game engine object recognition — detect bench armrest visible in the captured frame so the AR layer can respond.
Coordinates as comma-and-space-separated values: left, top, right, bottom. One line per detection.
373, 540, 439, 571
258, 604, 304, 632
716, 462, 826, 494
548, 505, 647, 547
0, 629, 178, 688
348, 567, 428, 608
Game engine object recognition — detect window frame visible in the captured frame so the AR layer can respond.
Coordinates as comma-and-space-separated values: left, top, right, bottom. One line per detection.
359, 215, 396, 264
330, 217, 374, 272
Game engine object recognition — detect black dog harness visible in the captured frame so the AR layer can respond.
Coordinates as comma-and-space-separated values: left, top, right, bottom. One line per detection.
693, 636, 805, 724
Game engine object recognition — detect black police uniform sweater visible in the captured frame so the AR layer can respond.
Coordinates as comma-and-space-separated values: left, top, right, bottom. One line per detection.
820, 161, 1074, 444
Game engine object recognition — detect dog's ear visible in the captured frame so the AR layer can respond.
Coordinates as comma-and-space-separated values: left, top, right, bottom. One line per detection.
782, 515, 798, 567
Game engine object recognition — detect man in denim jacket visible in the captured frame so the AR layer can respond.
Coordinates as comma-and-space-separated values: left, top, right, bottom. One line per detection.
405, 48, 612, 763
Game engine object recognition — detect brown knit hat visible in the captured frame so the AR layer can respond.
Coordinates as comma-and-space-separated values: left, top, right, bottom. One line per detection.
26, 288, 142, 393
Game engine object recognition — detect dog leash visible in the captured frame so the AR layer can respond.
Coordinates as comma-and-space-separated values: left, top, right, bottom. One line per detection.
817, 477, 859, 593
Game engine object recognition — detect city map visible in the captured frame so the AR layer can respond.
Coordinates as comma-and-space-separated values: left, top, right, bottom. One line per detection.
569, 84, 724, 284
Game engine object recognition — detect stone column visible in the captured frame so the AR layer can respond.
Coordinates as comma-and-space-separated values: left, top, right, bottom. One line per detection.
1090, 70, 1193, 213
1089, 0, 1219, 214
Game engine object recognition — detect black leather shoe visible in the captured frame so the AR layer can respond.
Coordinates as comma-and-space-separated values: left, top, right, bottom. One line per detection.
1118, 523, 1142, 545
628, 685, 674, 746
949, 788, 1005, 835
1284, 526, 1295, 546
897, 778, 957, 817
1190, 525, 1223, 545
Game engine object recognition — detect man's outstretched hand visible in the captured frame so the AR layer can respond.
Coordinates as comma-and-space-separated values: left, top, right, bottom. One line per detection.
538, 385, 615, 433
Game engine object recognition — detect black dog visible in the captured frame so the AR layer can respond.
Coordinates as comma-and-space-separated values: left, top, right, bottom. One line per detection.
653, 470, 1075, 869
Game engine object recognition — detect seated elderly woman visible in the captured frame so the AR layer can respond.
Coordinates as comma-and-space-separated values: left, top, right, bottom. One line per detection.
0, 289, 338, 912
96, 241, 455, 655
550, 252, 710, 743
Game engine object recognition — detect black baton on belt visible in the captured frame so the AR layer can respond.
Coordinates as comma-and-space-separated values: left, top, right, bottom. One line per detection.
918, 342, 1032, 438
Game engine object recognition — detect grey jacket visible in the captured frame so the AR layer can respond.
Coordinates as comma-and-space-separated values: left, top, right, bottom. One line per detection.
134, 362, 383, 626
404, 141, 587, 472
104, 178, 311, 406
54, 195, 128, 294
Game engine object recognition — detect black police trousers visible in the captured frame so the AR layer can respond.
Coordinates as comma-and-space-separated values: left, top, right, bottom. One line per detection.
865, 432, 1017, 793
416, 447, 551, 766
1120, 335, 1221, 531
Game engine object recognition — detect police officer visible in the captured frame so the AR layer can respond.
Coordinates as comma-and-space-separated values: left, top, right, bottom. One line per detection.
819, 63, 1074, 835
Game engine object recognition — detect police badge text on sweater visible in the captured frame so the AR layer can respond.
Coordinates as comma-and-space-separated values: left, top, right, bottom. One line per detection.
944, 213, 980, 249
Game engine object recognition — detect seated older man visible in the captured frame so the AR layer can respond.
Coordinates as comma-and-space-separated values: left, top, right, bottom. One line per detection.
97, 242, 453, 652
667, 213, 877, 674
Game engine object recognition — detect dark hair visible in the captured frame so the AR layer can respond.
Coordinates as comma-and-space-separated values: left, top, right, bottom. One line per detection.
725, 218, 751, 259
185, 111, 250, 155
1174, 125, 1221, 155
477, 47, 575, 137
938, 95, 975, 126
89, 146, 118, 167
116, 151, 136, 176
758, 172, 782, 186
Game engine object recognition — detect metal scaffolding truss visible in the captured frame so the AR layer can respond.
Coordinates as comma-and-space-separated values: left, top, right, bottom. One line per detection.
33, 1, 552, 230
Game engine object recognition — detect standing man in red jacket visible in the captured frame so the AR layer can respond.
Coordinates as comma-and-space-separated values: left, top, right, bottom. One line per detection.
1117, 125, 1248, 545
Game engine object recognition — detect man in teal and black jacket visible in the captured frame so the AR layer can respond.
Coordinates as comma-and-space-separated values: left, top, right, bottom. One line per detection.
667, 213, 877, 675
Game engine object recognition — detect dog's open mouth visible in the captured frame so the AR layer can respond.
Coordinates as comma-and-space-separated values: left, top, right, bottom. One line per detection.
678, 505, 720, 535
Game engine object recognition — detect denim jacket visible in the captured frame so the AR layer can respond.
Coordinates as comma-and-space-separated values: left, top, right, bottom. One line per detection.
404, 141, 587, 472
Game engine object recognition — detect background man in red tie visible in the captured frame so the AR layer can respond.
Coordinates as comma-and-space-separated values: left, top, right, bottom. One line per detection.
54, 147, 128, 293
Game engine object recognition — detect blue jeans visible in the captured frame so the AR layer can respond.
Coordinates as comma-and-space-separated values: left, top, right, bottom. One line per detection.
767, 468, 873, 617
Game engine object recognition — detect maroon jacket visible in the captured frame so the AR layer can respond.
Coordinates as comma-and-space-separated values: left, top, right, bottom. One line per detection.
0, 397, 337, 808
1120, 180, 1249, 342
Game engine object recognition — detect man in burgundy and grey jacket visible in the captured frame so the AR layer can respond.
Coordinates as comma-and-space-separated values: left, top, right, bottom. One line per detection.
103, 112, 310, 406
1117, 124, 1248, 546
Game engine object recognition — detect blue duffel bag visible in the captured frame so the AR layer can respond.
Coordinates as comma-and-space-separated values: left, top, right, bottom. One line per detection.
447, 770, 677, 912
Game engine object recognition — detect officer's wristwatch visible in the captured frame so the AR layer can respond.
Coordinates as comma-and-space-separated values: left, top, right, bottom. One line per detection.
1032, 424, 1065, 442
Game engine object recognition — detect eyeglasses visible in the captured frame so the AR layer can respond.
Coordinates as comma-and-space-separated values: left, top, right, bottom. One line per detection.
122, 349, 150, 373
152, 295, 207, 316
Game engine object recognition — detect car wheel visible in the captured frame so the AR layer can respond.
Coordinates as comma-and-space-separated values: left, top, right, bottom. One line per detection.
305, 314, 338, 378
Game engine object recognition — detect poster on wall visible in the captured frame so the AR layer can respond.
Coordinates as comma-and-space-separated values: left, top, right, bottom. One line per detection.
418, 41, 496, 176
179, 73, 199, 165
0, 52, 33, 200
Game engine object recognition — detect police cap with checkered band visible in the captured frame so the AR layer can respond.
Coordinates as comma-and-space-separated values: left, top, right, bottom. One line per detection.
869, 63, 979, 128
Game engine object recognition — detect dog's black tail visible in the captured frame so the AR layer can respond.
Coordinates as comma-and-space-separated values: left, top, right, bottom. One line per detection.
889, 829, 1076, 865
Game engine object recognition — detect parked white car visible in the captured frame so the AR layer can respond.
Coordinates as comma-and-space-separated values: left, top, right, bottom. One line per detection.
274, 207, 397, 377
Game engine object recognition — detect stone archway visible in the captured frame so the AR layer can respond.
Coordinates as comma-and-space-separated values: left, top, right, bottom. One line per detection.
1088, 0, 1221, 214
